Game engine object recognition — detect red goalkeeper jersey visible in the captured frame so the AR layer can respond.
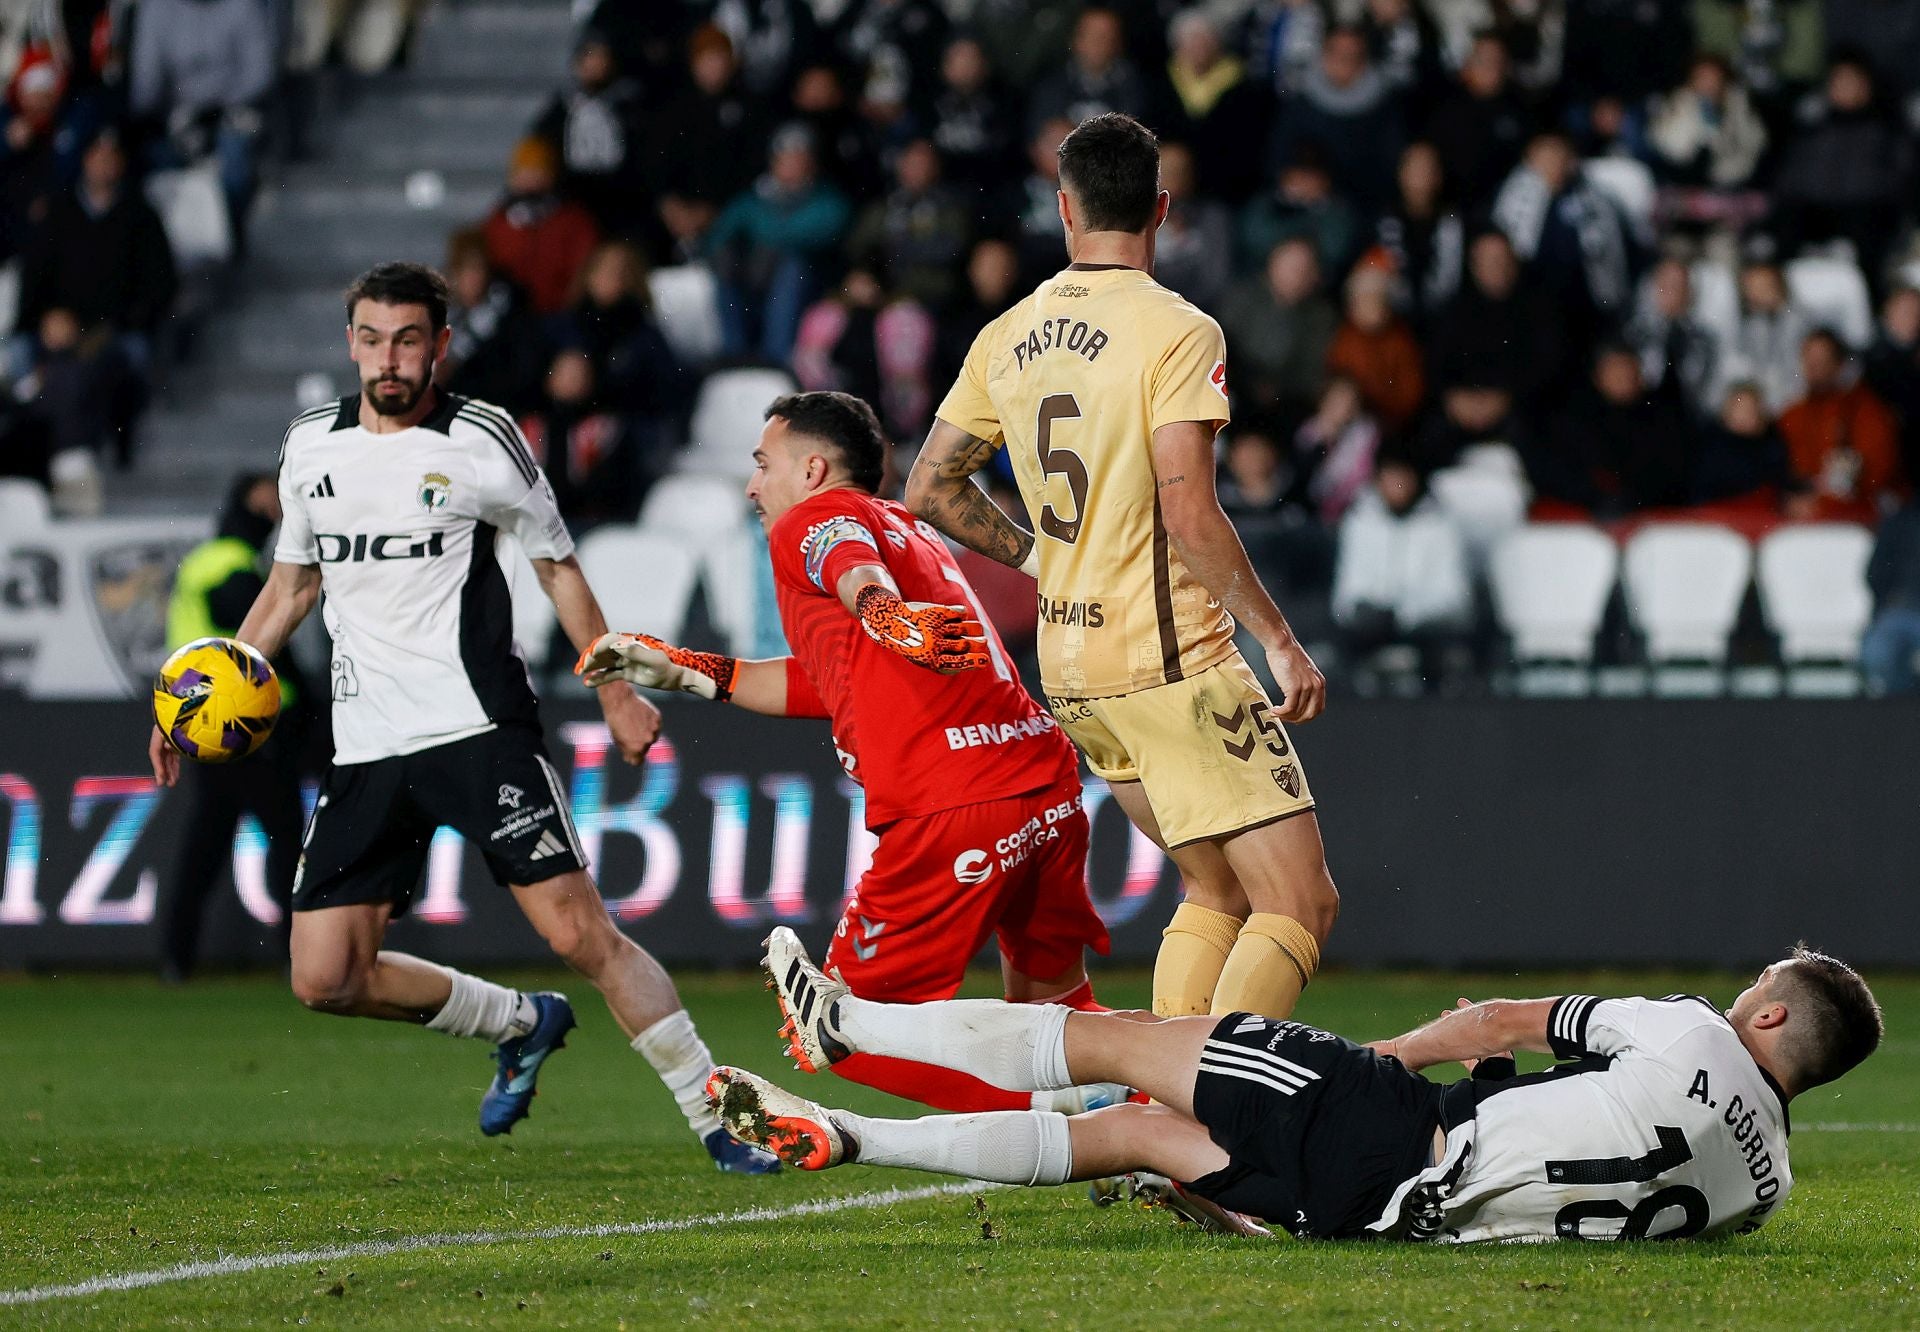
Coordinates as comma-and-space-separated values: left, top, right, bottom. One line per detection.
768, 489, 1079, 829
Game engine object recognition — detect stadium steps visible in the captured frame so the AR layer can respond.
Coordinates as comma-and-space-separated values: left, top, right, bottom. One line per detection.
109, 1, 571, 515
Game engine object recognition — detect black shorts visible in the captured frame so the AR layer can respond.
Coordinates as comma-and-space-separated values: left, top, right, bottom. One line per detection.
291, 724, 586, 915
1183, 1013, 1445, 1239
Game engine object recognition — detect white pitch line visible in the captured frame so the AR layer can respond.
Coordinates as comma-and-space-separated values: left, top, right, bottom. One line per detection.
0, 1180, 989, 1308
1798, 1122, 1919, 1133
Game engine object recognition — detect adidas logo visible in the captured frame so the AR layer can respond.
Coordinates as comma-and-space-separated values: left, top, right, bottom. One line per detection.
307, 474, 336, 498
1233, 1014, 1268, 1036
528, 829, 568, 861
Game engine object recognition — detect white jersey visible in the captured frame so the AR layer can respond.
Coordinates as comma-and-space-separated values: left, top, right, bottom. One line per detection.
274, 392, 574, 764
1376, 995, 1793, 1243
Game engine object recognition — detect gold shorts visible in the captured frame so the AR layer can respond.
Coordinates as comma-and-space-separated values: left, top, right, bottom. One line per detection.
1046, 654, 1314, 849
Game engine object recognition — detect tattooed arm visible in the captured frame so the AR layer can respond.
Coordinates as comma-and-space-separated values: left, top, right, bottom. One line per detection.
905, 418, 1036, 571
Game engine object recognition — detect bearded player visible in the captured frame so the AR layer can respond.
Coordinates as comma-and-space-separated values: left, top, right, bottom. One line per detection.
147, 262, 778, 1173
907, 112, 1336, 1027
577, 390, 1123, 1115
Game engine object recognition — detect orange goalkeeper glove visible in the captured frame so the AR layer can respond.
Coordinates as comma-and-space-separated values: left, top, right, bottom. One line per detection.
575, 632, 738, 701
853, 583, 989, 673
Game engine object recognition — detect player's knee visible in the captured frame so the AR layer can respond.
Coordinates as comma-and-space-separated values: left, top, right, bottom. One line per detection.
1306, 875, 1340, 941
291, 966, 367, 1014
540, 906, 619, 975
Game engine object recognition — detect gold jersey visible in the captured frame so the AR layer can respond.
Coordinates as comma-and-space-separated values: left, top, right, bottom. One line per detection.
936, 263, 1238, 699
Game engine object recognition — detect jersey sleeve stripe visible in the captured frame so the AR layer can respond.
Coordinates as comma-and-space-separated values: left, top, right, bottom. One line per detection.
1148, 490, 1184, 684
1548, 994, 1599, 1059
277, 403, 337, 464
457, 405, 537, 487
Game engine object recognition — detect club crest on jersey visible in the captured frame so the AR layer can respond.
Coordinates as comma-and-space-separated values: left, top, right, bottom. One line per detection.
418, 471, 452, 512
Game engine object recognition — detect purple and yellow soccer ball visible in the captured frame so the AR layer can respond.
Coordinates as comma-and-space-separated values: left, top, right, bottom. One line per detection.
152, 636, 281, 763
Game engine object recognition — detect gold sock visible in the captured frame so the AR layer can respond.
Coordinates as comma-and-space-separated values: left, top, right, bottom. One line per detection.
1210, 913, 1322, 1020
1152, 902, 1244, 1016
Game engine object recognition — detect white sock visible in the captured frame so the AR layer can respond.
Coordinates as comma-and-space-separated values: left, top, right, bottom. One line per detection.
835, 1109, 1074, 1186
632, 1009, 723, 1138
838, 995, 1074, 1092
424, 969, 532, 1043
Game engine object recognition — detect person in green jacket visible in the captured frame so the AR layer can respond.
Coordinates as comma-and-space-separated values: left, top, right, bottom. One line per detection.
160, 471, 312, 981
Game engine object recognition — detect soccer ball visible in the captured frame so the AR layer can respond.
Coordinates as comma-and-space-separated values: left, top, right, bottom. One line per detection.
152, 637, 281, 763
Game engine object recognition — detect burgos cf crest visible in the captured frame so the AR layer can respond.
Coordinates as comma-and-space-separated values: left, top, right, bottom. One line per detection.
419, 472, 452, 512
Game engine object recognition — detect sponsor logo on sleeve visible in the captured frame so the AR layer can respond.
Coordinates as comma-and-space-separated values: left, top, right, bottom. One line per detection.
1209, 360, 1229, 401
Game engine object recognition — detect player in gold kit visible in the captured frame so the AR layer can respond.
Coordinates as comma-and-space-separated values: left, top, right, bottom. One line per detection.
907, 113, 1336, 1025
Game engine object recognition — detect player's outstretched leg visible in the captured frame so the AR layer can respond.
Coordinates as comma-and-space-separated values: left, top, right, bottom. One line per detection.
513, 871, 780, 1173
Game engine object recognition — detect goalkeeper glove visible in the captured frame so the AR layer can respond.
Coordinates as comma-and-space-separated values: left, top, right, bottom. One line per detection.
853, 583, 989, 672
575, 632, 738, 701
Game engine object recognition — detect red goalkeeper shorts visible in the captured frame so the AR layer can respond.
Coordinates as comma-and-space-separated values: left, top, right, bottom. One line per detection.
824, 775, 1110, 1002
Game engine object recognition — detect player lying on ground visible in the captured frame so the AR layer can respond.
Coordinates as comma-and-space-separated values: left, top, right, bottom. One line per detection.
714, 929, 1881, 1241
909, 112, 1337, 1029
577, 391, 1123, 1115
148, 262, 777, 1172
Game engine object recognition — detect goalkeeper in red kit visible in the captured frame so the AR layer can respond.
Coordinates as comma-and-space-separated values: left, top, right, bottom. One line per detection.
577, 391, 1121, 1114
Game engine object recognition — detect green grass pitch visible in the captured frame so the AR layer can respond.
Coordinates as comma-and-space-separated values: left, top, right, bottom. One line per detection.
2, 968, 1915, 1329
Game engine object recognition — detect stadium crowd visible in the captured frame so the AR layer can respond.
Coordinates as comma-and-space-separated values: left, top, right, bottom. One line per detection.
5, 0, 1920, 692
434, 0, 1920, 692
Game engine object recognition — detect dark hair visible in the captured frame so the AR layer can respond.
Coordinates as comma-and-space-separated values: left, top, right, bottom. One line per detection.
765, 391, 887, 492
344, 262, 450, 334
1773, 944, 1883, 1089
1057, 112, 1161, 234
1802, 326, 1848, 358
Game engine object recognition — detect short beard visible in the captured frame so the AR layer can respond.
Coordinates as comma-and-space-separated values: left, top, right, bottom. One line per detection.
366, 373, 429, 417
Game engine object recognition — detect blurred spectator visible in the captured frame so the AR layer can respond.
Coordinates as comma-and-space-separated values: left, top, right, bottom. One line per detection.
924, 36, 1019, 200
1864, 285, 1920, 484
1694, 0, 1825, 99
1411, 382, 1523, 475
1778, 328, 1902, 523
0, 56, 99, 261
1770, 54, 1910, 290
1357, 0, 1447, 111
847, 138, 970, 311
939, 237, 1020, 388
705, 124, 852, 363
1561, 0, 1691, 104
1293, 374, 1380, 524
1862, 497, 1920, 693
1372, 140, 1463, 328
829, 0, 950, 106
1247, 0, 1327, 100
1330, 455, 1473, 684
1727, 257, 1810, 413
965, 0, 1078, 89
1326, 262, 1424, 435
1271, 26, 1403, 214
1492, 131, 1637, 343
551, 241, 692, 427
793, 268, 936, 440
1424, 32, 1534, 210
0, 382, 53, 487
1238, 151, 1362, 276
1015, 116, 1073, 279
1028, 6, 1151, 132
530, 28, 649, 240
1534, 344, 1692, 516
287, 0, 423, 76
1690, 381, 1793, 506
129, 0, 275, 242
1427, 230, 1565, 418
655, 27, 769, 262
519, 350, 647, 529
1825, 0, 1920, 104
15, 128, 176, 468
1217, 420, 1336, 610
482, 138, 600, 318
1154, 140, 1232, 310
788, 63, 880, 200
1625, 257, 1721, 419
1648, 53, 1768, 189
438, 228, 544, 415
1161, 10, 1267, 204
1219, 236, 1338, 424
709, 0, 820, 98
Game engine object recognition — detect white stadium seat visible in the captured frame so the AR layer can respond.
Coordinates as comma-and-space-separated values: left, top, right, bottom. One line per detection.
1785, 256, 1873, 349
683, 366, 798, 479
639, 474, 766, 656
639, 473, 752, 541
574, 525, 700, 643
0, 477, 52, 534
1428, 444, 1530, 575
1622, 523, 1752, 677
1490, 523, 1619, 667
1756, 522, 1873, 677
648, 264, 724, 365
1688, 259, 1740, 352
494, 533, 558, 676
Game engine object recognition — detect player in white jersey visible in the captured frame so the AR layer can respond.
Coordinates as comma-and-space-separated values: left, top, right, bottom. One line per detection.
145, 262, 778, 1172
716, 934, 1881, 1239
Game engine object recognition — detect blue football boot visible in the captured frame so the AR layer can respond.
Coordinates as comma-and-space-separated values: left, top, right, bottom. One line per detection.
704, 1126, 784, 1174
479, 991, 576, 1136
